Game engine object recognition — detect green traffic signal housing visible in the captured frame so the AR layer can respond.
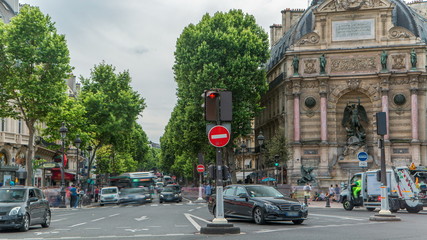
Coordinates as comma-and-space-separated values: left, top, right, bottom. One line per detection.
274, 162, 279, 167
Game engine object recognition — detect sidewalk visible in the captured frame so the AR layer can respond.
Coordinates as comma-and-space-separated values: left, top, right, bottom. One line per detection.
306, 200, 342, 209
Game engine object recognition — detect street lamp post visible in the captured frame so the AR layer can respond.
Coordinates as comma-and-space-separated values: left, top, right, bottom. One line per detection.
257, 131, 265, 184
74, 136, 82, 186
59, 122, 68, 208
86, 146, 93, 194
240, 142, 247, 184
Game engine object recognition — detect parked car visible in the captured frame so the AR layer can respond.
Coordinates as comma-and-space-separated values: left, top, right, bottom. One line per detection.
100, 186, 119, 206
0, 186, 51, 232
118, 187, 152, 204
208, 184, 308, 225
159, 185, 182, 203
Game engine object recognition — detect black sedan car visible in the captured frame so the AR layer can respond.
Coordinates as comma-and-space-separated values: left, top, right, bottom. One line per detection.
118, 187, 152, 205
208, 184, 308, 225
0, 186, 51, 232
159, 185, 182, 203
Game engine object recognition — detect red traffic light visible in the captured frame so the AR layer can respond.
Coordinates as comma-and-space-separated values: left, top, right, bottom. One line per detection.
207, 92, 219, 99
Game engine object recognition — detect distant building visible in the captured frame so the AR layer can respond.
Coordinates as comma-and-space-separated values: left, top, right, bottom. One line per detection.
257, 0, 427, 187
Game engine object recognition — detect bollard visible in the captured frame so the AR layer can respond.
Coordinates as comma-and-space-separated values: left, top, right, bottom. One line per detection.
326, 195, 331, 207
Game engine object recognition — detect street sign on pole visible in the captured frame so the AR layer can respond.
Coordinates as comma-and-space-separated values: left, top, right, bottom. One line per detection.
208, 125, 230, 147
197, 164, 205, 173
358, 152, 368, 168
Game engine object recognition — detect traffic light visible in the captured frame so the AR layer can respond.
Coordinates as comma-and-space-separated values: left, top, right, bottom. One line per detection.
201, 90, 232, 122
222, 165, 230, 181
274, 162, 280, 169
208, 165, 216, 179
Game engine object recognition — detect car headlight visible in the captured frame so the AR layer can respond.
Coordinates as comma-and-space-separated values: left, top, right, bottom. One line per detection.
9, 207, 21, 216
160, 194, 164, 198
301, 203, 308, 211
174, 194, 178, 197
265, 203, 279, 211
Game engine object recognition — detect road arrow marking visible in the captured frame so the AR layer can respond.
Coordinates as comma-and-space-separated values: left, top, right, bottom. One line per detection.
135, 216, 148, 221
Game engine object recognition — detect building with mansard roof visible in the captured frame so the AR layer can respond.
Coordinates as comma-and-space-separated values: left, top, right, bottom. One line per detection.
256, 0, 427, 187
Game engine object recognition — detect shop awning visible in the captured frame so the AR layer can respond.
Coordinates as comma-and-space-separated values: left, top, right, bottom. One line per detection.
50, 168, 76, 181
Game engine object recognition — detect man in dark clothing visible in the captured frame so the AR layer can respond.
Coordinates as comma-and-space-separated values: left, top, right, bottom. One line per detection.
69, 185, 77, 208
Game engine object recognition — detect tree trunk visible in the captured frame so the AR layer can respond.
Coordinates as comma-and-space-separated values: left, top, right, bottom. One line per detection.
25, 122, 35, 186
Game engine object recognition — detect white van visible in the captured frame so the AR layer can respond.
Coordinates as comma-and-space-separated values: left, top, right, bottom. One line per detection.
100, 186, 119, 206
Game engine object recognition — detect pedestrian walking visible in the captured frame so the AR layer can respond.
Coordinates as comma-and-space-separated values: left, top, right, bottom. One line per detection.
94, 186, 100, 202
334, 184, 341, 202
303, 183, 312, 203
69, 184, 77, 208
204, 183, 212, 201
328, 184, 335, 202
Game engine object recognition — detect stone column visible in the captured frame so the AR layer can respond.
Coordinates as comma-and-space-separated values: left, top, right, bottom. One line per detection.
411, 88, 419, 142
293, 93, 301, 143
320, 93, 328, 143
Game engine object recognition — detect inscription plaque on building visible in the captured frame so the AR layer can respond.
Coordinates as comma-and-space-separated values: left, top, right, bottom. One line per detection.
332, 19, 375, 41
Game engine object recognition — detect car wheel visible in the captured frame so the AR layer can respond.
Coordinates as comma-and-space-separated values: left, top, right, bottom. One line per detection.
343, 199, 354, 211
253, 207, 266, 225
406, 205, 422, 213
366, 207, 375, 212
100, 204, 104, 206
292, 219, 304, 225
19, 213, 30, 232
41, 211, 51, 228
159, 201, 163, 204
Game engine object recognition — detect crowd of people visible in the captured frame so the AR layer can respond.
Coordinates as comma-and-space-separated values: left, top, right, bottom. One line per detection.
300, 182, 341, 202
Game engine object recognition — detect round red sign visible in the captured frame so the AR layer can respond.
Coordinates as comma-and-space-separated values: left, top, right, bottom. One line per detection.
208, 125, 230, 147
197, 164, 205, 173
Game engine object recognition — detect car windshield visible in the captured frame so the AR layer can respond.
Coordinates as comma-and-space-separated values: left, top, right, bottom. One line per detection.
163, 187, 178, 192
0, 189, 26, 202
245, 186, 284, 198
120, 188, 147, 195
102, 188, 117, 194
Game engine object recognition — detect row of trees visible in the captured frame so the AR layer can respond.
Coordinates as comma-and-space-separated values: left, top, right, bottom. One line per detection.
0, 5, 152, 184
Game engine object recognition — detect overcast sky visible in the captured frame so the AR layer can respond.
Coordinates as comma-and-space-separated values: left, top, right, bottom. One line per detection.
19, 0, 310, 143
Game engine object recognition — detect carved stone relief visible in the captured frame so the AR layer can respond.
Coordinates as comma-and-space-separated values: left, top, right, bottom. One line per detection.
330, 57, 376, 72
301, 81, 319, 89
347, 79, 360, 90
296, 32, 320, 46
388, 27, 413, 39
320, 0, 388, 12
303, 59, 317, 74
391, 54, 406, 69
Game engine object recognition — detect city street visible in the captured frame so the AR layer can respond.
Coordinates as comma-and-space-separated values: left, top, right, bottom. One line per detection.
0, 197, 426, 240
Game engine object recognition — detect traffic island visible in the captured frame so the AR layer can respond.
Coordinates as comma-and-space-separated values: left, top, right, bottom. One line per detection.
369, 214, 401, 222
200, 223, 240, 235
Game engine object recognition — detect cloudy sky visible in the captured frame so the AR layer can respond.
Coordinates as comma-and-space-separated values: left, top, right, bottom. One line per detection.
19, 0, 310, 142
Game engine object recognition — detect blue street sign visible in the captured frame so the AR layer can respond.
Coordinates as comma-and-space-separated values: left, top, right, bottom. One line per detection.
357, 152, 368, 161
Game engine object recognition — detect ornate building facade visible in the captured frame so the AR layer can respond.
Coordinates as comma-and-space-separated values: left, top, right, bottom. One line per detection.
256, 0, 427, 187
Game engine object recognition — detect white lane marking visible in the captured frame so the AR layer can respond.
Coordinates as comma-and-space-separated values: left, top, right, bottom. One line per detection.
150, 204, 159, 207
91, 217, 105, 222
310, 213, 365, 221
51, 218, 67, 222
125, 229, 149, 232
135, 216, 148, 221
85, 228, 101, 230
70, 222, 87, 228
188, 209, 194, 212
184, 213, 211, 231
109, 213, 120, 217
55, 213, 76, 217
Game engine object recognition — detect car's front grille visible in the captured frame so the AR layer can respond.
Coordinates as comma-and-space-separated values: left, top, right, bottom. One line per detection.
277, 204, 301, 211
0, 212, 7, 216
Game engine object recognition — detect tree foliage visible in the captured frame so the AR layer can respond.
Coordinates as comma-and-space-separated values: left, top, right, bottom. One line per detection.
162, 9, 269, 181
79, 62, 146, 174
264, 128, 292, 167
0, 5, 72, 185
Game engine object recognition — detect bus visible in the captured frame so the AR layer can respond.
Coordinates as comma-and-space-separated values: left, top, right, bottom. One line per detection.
109, 172, 157, 193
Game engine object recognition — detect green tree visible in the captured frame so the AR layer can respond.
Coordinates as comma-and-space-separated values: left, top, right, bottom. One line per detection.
0, 6, 72, 185
95, 145, 137, 175
264, 128, 292, 167
163, 9, 269, 181
79, 62, 146, 175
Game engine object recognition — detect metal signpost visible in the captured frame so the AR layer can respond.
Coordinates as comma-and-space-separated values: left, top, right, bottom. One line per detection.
196, 164, 206, 202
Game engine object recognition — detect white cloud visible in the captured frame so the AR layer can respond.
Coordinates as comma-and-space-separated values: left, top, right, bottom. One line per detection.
20, 0, 309, 142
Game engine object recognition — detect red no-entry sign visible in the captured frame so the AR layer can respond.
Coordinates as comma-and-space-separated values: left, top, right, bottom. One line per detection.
197, 164, 205, 173
208, 125, 230, 147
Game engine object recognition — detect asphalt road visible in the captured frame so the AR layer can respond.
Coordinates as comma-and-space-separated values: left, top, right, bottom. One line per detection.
1, 198, 426, 240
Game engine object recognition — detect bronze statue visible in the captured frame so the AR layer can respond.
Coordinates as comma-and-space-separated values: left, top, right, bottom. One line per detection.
341, 99, 369, 143
381, 50, 388, 71
297, 165, 315, 185
292, 55, 299, 75
320, 54, 326, 74
411, 48, 417, 69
